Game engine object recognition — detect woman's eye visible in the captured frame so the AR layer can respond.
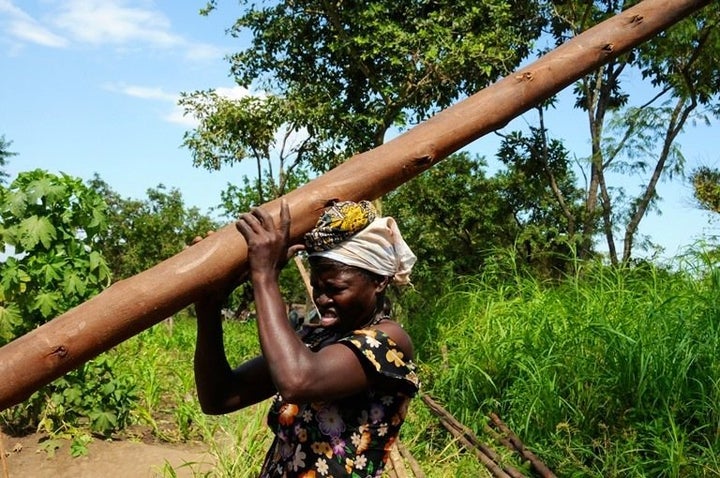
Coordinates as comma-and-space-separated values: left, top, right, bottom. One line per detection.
328, 286, 346, 295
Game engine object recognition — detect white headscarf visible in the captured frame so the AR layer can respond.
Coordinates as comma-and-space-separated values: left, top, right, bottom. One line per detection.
310, 216, 417, 285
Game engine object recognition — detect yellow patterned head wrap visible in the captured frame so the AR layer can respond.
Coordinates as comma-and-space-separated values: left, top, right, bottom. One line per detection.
304, 200, 377, 252
305, 200, 416, 285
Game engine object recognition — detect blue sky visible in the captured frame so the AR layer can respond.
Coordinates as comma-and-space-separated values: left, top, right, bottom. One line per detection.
1, 1, 718, 260
1, 0, 253, 214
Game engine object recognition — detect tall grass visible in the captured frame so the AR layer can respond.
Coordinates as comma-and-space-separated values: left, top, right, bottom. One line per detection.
406, 258, 720, 476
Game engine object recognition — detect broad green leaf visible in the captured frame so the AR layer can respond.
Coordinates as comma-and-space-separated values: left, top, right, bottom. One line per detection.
63, 386, 83, 405
89, 250, 103, 271
0, 303, 22, 342
27, 176, 66, 205
89, 410, 117, 434
4, 189, 28, 218
63, 273, 87, 297
19, 215, 57, 250
33, 291, 60, 318
0, 262, 31, 293
70, 435, 92, 458
39, 259, 63, 284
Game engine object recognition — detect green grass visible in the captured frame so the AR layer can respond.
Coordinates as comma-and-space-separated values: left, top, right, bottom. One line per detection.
405, 259, 720, 477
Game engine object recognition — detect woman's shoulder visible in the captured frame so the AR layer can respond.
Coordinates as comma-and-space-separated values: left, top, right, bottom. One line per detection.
338, 324, 419, 396
374, 320, 414, 360
338, 322, 413, 359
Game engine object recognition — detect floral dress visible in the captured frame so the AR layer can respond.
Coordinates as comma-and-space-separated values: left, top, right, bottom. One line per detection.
259, 328, 420, 478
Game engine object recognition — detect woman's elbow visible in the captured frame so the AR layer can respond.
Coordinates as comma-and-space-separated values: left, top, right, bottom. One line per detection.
274, 373, 319, 403
196, 391, 231, 415
199, 403, 228, 415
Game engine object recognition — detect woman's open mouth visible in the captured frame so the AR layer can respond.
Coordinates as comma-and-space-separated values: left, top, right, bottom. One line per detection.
318, 309, 339, 328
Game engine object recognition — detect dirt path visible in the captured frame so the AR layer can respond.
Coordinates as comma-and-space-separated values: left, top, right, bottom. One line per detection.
1, 432, 215, 478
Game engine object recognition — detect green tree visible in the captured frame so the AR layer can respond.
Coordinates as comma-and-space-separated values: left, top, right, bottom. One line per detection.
216, 167, 310, 221
0, 135, 17, 185
385, 147, 586, 285
539, 1, 720, 264
385, 153, 517, 282
0, 170, 110, 342
181, 1, 547, 299
179, 93, 317, 206
89, 176, 219, 280
189, 0, 545, 172
691, 166, 720, 214
495, 116, 589, 275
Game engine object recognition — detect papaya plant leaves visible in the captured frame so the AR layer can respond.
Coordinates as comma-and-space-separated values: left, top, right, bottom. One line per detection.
33, 291, 61, 318
4, 189, 27, 217
63, 272, 87, 297
0, 260, 30, 293
0, 169, 138, 439
19, 215, 56, 250
0, 170, 111, 340
0, 303, 22, 342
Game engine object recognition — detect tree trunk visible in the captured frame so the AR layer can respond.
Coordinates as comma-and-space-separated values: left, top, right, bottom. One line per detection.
622, 96, 695, 263
0, 0, 711, 411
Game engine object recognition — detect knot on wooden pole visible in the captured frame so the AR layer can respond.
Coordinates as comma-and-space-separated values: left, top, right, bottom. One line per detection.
514, 72, 535, 82
48, 345, 69, 359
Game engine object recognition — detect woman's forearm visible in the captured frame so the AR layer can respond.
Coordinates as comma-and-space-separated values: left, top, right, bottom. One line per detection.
194, 300, 277, 413
194, 302, 237, 413
251, 272, 315, 398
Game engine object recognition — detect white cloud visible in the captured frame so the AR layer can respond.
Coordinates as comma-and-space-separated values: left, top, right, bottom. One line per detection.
105, 82, 178, 102
0, 0, 68, 48
51, 0, 224, 61
103, 83, 256, 128
215, 86, 252, 100
105, 82, 184, 126
52, 0, 181, 47
165, 106, 199, 128
1, 0, 223, 60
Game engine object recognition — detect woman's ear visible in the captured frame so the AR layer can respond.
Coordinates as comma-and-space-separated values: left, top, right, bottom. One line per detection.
375, 276, 391, 293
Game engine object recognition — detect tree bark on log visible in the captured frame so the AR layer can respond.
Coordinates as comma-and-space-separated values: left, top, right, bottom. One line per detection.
0, 0, 711, 411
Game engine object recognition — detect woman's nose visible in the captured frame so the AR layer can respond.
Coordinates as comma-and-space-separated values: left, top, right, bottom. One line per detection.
314, 293, 329, 307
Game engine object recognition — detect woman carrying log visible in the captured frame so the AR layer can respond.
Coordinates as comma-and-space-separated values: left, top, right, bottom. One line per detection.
193, 199, 419, 477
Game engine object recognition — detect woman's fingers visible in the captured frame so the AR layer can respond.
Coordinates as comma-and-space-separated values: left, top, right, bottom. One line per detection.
237, 212, 261, 233
279, 200, 291, 236
252, 206, 275, 230
287, 244, 305, 259
236, 201, 300, 259
238, 207, 280, 238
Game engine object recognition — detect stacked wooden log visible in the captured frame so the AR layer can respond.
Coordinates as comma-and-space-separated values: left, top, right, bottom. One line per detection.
388, 395, 557, 478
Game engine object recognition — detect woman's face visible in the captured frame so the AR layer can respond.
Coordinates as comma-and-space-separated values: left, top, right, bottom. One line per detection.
310, 263, 383, 332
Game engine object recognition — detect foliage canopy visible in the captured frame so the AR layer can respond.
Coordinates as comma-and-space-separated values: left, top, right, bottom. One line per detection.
191, 0, 545, 172
88, 176, 219, 281
0, 169, 110, 342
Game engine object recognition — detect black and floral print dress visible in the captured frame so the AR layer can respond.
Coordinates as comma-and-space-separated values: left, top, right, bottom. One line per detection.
259, 328, 420, 478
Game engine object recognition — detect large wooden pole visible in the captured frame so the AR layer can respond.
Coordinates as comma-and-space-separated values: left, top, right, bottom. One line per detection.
0, 0, 710, 410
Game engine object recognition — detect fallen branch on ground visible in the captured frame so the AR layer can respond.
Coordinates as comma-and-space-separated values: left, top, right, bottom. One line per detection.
488, 413, 557, 478
388, 442, 410, 478
397, 441, 426, 478
421, 395, 526, 478
0, 432, 9, 478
